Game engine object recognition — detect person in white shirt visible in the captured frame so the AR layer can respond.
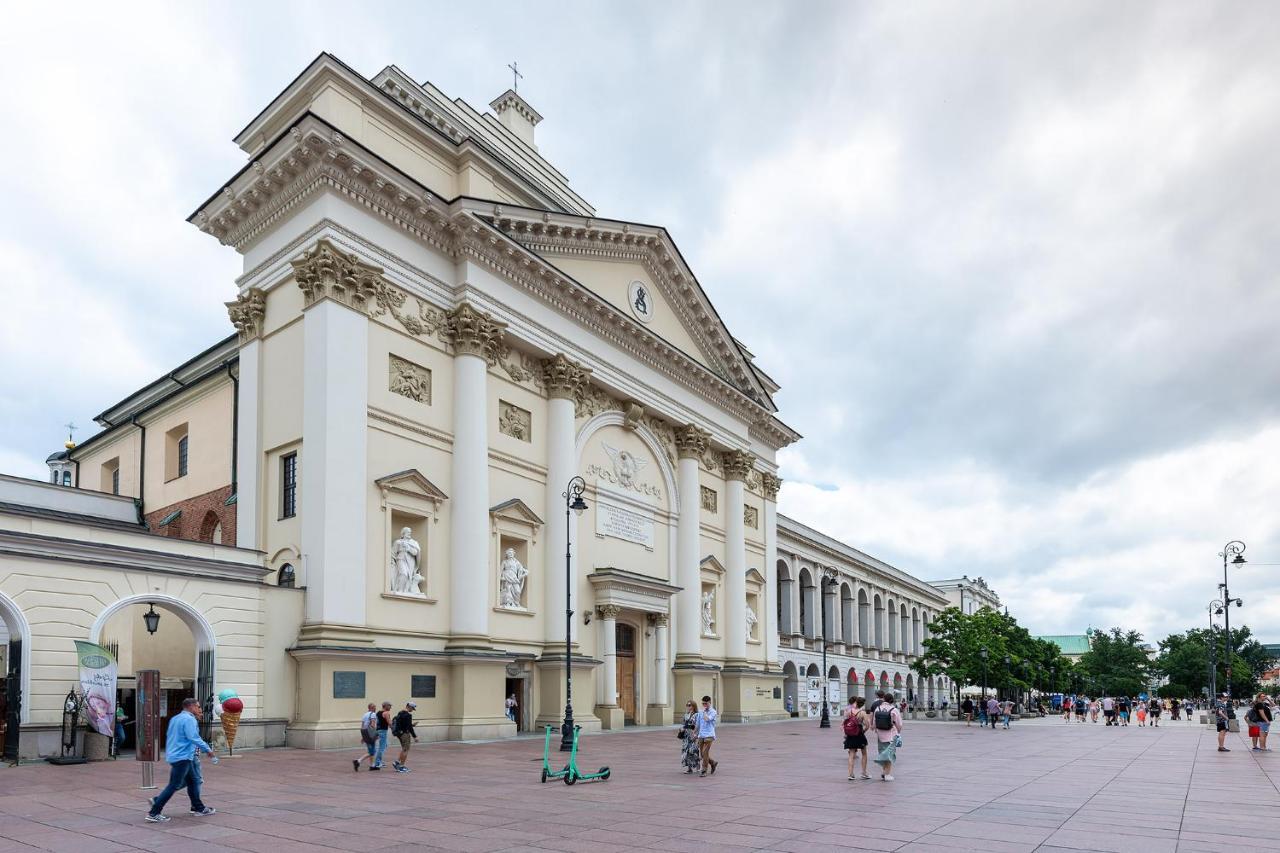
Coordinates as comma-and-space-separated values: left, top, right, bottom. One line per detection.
353, 702, 378, 771
696, 695, 719, 777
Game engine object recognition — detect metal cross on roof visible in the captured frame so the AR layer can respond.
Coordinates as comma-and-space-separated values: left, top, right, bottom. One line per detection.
65, 421, 77, 441
508, 61, 523, 92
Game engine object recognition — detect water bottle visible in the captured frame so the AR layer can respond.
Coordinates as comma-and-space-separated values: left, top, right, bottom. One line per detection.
209, 754, 220, 765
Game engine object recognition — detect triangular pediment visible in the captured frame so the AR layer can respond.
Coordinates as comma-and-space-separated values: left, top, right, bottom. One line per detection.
745, 567, 766, 585
477, 206, 774, 409
700, 555, 726, 576
375, 469, 448, 503
489, 498, 544, 527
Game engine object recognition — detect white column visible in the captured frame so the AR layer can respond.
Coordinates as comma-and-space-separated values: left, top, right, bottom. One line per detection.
600, 605, 619, 706
542, 355, 589, 651
300, 297, 367, 625
723, 450, 751, 665
789, 554, 802, 637
654, 614, 670, 707
225, 288, 265, 551
233, 336, 261, 550
674, 425, 708, 664
444, 303, 505, 645
762, 475, 780, 669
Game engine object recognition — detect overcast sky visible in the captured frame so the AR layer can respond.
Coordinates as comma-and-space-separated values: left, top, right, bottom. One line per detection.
2, 2, 1277, 643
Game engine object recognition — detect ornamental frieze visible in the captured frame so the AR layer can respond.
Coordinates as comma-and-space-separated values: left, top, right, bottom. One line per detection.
575, 383, 621, 420
291, 239, 383, 312
541, 353, 591, 400
674, 423, 710, 460
442, 303, 506, 359
722, 449, 754, 481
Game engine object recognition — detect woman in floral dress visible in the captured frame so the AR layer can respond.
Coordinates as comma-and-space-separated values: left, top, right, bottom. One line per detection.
680, 700, 701, 773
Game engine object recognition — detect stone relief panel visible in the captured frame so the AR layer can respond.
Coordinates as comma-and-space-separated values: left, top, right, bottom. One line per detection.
700, 486, 718, 513
588, 440, 662, 500
744, 505, 759, 529
575, 383, 621, 420
388, 354, 431, 404
498, 401, 532, 442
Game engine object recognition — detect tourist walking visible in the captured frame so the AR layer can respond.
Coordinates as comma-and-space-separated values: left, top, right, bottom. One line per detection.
680, 700, 701, 773
372, 701, 391, 769
986, 696, 1000, 730
1150, 698, 1162, 727
1136, 701, 1147, 726
354, 702, 378, 771
145, 698, 216, 822
961, 695, 974, 726
1063, 696, 1072, 723
1090, 698, 1100, 723
1214, 693, 1232, 751
1118, 696, 1131, 726
696, 695, 718, 777
505, 693, 518, 723
1001, 698, 1013, 729
1247, 694, 1272, 751
843, 696, 870, 780
872, 691, 904, 781
1074, 695, 1087, 722
391, 701, 418, 772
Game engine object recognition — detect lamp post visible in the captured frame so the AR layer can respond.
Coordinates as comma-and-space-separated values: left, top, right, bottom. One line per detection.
1207, 600, 1224, 699
1002, 655, 1011, 703
560, 476, 588, 752
979, 647, 989, 703
1218, 541, 1245, 699
818, 570, 837, 728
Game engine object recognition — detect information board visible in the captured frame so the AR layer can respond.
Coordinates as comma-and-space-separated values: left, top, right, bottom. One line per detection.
333, 671, 366, 699
136, 669, 160, 763
411, 675, 436, 698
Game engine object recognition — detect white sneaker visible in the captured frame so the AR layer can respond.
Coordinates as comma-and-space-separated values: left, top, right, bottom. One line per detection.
883, 774, 894, 781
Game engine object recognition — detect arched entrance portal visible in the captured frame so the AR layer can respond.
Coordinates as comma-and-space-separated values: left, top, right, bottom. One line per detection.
0, 592, 32, 761
782, 662, 799, 716
90, 595, 216, 751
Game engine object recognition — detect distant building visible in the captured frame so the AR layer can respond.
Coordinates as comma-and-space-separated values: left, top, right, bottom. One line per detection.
930, 576, 1000, 615
1036, 634, 1092, 662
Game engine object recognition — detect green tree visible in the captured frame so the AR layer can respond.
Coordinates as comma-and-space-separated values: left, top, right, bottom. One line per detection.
1156, 626, 1275, 699
1079, 627, 1150, 696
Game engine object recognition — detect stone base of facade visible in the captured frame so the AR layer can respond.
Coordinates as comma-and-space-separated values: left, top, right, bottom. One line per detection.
595, 706, 626, 730
16, 717, 289, 761
645, 704, 670, 726
721, 667, 787, 722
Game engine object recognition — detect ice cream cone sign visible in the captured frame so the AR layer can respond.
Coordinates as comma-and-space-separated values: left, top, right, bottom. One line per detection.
217, 689, 243, 755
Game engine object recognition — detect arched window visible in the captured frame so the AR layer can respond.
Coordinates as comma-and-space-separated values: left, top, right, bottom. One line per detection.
198, 510, 221, 544
62, 471, 72, 486
278, 563, 296, 587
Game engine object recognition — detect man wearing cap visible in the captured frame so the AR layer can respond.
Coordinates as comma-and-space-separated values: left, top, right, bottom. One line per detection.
1214, 693, 1233, 752
391, 701, 419, 773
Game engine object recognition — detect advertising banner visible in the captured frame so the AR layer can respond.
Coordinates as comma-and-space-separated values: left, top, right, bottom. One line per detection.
136, 669, 160, 762
73, 640, 117, 739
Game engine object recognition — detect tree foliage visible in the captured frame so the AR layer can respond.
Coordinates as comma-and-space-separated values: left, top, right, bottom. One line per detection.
1077, 627, 1150, 697
1156, 625, 1274, 698
916, 606, 1075, 698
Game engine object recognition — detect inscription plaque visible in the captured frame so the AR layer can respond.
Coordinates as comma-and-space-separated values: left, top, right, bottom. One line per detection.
333, 670, 366, 699
595, 501, 655, 547
411, 675, 437, 698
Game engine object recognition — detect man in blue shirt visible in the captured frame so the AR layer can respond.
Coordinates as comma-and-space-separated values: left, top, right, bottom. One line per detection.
146, 698, 216, 822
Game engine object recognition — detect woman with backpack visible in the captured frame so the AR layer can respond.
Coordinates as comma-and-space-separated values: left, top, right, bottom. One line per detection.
872, 691, 904, 782
843, 696, 870, 781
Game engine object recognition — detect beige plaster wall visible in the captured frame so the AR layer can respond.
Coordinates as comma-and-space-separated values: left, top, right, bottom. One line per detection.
75, 429, 142, 498
145, 381, 235, 510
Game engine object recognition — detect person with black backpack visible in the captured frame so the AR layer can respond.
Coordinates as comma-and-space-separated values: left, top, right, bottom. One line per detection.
872, 691, 904, 782
843, 696, 870, 781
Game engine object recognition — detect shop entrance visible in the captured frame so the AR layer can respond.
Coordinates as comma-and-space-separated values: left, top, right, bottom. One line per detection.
503, 677, 528, 732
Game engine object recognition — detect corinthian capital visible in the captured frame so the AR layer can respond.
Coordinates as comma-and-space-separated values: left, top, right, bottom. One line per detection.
290, 238, 383, 312
442, 302, 506, 359
225, 288, 267, 344
674, 424, 710, 460
761, 473, 782, 500
542, 353, 592, 401
722, 449, 755, 481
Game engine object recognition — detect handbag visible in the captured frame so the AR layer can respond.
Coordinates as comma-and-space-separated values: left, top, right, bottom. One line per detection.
676, 728, 686, 740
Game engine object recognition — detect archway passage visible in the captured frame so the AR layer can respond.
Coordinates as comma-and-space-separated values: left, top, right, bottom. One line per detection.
92, 596, 216, 752
0, 592, 30, 761
782, 662, 799, 716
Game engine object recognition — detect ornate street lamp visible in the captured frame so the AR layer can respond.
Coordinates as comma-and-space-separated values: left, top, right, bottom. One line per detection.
1218, 541, 1245, 699
1002, 655, 1011, 702
142, 603, 161, 635
1207, 600, 1224, 699
980, 647, 989, 705
818, 569, 837, 728
560, 476, 588, 752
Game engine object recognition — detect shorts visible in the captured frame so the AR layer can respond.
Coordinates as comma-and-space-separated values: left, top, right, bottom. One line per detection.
1216, 721, 1228, 732
1249, 725, 1261, 738
364, 738, 377, 756
844, 733, 868, 750
1260, 721, 1271, 734
397, 732, 413, 750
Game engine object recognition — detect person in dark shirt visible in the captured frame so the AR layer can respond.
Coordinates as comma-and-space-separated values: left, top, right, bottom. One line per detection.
391, 701, 418, 773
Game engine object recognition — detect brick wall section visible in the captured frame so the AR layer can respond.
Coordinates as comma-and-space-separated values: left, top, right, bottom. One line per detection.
144, 484, 238, 545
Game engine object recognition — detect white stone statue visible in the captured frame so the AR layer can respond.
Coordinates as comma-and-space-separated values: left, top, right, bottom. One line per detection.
701, 589, 715, 635
499, 548, 528, 608
745, 602, 758, 640
389, 527, 423, 595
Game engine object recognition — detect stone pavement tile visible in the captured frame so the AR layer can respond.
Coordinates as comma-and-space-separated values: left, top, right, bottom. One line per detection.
1059, 818, 1178, 839
528, 837, 642, 853
1177, 829, 1280, 849
896, 841, 1037, 853
925, 817, 1055, 845
1042, 828, 1177, 852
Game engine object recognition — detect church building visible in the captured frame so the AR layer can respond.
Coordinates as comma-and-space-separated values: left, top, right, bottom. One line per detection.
34, 53, 799, 748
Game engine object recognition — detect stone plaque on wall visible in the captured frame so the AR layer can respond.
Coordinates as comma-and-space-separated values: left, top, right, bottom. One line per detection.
498, 400, 531, 442
411, 675, 437, 698
744, 505, 759, 529
596, 500, 655, 547
389, 354, 431, 404
333, 670, 366, 698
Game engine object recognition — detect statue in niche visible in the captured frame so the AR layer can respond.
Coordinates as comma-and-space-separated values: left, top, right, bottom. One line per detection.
745, 603, 758, 640
499, 548, 529, 609
701, 589, 715, 636
389, 527, 424, 595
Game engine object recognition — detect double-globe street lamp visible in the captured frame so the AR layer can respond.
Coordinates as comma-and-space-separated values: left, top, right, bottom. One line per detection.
818, 570, 838, 729
560, 476, 589, 752
1218, 541, 1246, 699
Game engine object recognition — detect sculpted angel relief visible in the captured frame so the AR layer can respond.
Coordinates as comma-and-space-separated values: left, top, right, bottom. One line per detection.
586, 440, 662, 500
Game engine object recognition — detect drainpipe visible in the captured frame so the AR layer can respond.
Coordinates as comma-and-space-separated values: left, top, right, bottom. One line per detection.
132, 415, 147, 526
225, 361, 238, 498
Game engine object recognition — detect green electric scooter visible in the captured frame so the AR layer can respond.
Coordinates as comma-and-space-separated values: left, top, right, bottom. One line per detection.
562, 725, 610, 785
539, 726, 571, 783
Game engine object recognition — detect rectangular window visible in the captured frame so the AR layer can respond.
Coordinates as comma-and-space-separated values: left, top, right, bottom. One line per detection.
165, 424, 189, 481
112, 468, 120, 495
281, 452, 297, 518
101, 458, 120, 494
177, 435, 189, 478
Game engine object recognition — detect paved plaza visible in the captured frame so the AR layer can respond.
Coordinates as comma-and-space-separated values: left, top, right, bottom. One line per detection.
0, 716, 1275, 852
